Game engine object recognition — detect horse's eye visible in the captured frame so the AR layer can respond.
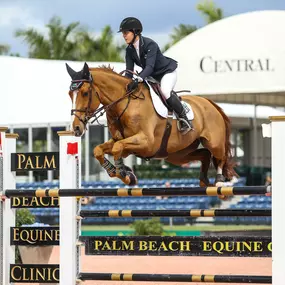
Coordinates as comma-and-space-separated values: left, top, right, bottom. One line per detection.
83, 92, 89, 97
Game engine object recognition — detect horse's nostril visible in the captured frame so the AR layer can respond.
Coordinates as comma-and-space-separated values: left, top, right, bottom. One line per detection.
75, 126, 80, 131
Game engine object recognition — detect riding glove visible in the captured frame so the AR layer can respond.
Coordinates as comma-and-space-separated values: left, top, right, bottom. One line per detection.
127, 78, 139, 92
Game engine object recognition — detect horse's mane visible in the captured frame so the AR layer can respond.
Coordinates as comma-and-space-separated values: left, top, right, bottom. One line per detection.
89, 64, 131, 83
89, 64, 120, 76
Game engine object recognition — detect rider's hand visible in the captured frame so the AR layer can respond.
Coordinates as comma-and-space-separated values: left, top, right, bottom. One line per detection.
127, 78, 139, 92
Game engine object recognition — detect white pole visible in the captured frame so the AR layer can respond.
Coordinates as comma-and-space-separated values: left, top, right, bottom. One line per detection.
47, 125, 53, 182
3, 133, 18, 285
58, 131, 81, 285
269, 116, 285, 285
0, 128, 18, 285
0, 127, 7, 285
85, 128, 90, 182
28, 126, 33, 183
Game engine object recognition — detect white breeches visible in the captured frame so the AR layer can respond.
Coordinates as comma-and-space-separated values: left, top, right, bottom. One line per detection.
160, 70, 177, 99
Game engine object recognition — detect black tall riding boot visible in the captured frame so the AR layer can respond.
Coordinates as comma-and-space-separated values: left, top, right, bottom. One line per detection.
166, 91, 193, 134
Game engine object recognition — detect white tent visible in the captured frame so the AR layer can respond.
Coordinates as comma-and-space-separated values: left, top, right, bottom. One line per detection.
0, 55, 285, 127
0, 56, 126, 126
164, 10, 285, 107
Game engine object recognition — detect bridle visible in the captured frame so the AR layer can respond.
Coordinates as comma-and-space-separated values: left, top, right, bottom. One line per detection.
69, 70, 145, 130
70, 77, 98, 127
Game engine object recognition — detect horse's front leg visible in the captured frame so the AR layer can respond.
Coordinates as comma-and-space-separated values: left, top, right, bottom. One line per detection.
111, 132, 151, 185
93, 139, 116, 178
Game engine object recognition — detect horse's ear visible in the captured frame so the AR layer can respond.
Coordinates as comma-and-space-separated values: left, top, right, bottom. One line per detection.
82, 62, 91, 80
66, 63, 77, 79
83, 62, 90, 74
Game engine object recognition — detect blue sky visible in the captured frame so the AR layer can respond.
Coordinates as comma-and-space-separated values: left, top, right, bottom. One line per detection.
1, 0, 285, 56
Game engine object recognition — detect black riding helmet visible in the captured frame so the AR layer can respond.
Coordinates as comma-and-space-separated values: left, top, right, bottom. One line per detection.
118, 17, 143, 35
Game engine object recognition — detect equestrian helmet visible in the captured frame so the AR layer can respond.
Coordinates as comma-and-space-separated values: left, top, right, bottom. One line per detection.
118, 17, 143, 34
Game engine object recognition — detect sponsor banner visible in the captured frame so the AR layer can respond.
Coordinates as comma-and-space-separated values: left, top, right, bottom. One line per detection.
11, 152, 59, 171
10, 227, 59, 246
85, 235, 272, 257
10, 264, 59, 283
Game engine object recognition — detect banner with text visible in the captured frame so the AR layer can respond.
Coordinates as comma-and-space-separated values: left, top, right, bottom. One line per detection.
84, 235, 272, 257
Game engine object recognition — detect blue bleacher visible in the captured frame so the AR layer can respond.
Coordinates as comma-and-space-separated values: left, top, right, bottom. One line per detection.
214, 191, 271, 225
15, 177, 270, 225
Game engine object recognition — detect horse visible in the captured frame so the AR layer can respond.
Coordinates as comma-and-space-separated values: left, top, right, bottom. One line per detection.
65, 62, 237, 193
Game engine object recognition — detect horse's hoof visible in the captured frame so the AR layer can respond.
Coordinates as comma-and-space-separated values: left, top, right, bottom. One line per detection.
121, 172, 137, 186
124, 165, 133, 172
218, 195, 229, 201
199, 178, 210, 187
215, 174, 225, 186
126, 171, 138, 186
122, 176, 130, 185
200, 181, 208, 187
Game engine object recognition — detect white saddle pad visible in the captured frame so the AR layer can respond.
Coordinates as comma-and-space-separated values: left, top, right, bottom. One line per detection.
146, 82, 194, 120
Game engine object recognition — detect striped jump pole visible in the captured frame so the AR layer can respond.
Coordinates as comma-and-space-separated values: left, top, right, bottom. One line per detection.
80, 209, 271, 218
5, 185, 271, 198
78, 273, 272, 283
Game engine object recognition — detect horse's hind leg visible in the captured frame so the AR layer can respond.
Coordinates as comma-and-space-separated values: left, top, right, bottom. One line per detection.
196, 149, 212, 186
204, 142, 227, 186
212, 157, 226, 186
200, 136, 227, 186
166, 148, 212, 187
201, 139, 232, 200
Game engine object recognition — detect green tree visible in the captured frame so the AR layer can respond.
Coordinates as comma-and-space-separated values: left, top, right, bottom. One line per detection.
163, 0, 224, 51
0, 44, 20, 57
15, 16, 124, 61
75, 25, 124, 62
0, 44, 10, 55
197, 0, 224, 24
162, 24, 197, 52
15, 16, 81, 60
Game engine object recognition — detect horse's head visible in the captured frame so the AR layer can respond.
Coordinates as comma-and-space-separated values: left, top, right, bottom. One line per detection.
66, 62, 101, 136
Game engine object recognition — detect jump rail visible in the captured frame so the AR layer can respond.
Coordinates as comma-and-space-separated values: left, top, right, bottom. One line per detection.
4, 185, 271, 198
80, 209, 271, 218
78, 272, 272, 283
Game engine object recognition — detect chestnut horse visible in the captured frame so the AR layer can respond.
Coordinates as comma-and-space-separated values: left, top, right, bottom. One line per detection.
66, 62, 237, 189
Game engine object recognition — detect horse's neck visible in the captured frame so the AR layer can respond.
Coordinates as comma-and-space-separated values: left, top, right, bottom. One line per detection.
91, 70, 127, 105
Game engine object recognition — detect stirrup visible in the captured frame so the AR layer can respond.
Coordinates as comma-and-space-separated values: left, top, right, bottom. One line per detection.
177, 118, 193, 135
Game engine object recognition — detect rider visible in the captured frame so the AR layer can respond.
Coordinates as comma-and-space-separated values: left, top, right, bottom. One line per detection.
118, 17, 193, 134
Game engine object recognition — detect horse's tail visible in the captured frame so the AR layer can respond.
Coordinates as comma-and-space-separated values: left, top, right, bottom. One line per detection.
204, 98, 238, 179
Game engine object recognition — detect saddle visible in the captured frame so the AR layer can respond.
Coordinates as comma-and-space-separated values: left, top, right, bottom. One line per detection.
144, 76, 172, 111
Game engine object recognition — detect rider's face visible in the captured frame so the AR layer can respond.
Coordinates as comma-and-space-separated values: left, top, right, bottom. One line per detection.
122, 31, 134, 44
